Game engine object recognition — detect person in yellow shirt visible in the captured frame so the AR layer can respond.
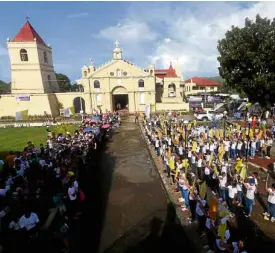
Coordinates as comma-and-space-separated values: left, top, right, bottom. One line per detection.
169, 156, 176, 184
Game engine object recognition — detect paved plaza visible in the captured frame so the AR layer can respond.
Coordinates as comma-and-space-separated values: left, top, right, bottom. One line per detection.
76, 118, 193, 253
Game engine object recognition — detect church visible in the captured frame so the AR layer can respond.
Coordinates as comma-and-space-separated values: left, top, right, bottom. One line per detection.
0, 20, 189, 118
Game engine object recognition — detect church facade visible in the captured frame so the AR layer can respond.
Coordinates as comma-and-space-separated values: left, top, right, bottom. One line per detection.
0, 20, 189, 118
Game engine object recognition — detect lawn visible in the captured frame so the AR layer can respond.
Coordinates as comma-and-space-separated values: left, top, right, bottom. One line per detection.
0, 125, 78, 159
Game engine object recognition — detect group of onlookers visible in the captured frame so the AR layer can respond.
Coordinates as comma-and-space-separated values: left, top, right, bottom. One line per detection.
0, 111, 118, 253
142, 113, 275, 253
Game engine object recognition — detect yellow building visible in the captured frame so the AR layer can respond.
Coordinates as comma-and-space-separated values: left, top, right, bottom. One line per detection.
0, 20, 189, 118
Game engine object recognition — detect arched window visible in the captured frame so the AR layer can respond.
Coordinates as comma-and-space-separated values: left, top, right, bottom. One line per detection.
94, 80, 100, 89
138, 79, 144, 88
83, 71, 87, 77
20, 49, 28, 61
168, 83, 176, 97
43, 52, 48, 64
47, 75, 51, 87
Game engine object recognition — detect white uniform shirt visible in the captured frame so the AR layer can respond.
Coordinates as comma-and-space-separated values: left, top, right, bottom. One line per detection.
228, 185, 237, 199
19, 213, 39, 231
245, 183, 256, 200
68, 186, 77, 201
268, 188, 275, 204
204, 167, 211, 175
219, 176, 227, 188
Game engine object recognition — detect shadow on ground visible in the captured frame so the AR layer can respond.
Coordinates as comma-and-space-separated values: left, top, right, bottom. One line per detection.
230, 206, 275, 253
70, 131, 116, 253
103, 203, 193, 253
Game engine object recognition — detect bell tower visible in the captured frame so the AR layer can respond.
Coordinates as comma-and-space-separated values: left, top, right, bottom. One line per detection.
113, 40, 122, 60
7, 19, 59, 94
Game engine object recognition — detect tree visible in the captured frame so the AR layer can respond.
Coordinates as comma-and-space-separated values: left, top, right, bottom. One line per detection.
55, 72, 71, 92
0, 80, 11, 93
217, 14, 275, 107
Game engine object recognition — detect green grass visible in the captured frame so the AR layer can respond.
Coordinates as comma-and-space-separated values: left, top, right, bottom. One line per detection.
0, 125, 78, 159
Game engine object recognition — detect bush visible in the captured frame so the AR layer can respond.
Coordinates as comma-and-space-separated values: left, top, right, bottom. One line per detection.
0, 116, 16, 121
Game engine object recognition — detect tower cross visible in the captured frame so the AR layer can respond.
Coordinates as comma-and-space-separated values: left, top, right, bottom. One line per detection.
114, 40, 119, 48
26, 13, 30, 21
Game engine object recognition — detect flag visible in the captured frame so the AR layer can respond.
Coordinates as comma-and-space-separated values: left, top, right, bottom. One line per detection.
257, 130, 263, 139
21, 110, 28, 120
209, 196, 218, 221
218, 223, 227, 240
235, 160, 243, 173
219, 129, 224, 138
249, 129, 254, 138
157, 129, 162, 138
200, 182, 207, 200
240, 166, 247, 180
69, 106, 75, 115
192, 141, 197, 152
209, 129, 213, 138
168, 147, 171, 160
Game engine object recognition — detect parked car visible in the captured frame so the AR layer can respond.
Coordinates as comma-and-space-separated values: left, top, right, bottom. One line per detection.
194, 110, 224, 121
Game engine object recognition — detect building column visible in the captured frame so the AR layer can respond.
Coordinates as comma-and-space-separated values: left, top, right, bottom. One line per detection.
128, 92, 135, 113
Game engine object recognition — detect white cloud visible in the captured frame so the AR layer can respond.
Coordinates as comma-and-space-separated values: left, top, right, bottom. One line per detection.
95, 19, 158, 43
93, 19, 158, 61
68, 12, 88, 19
94, 2, 275, 77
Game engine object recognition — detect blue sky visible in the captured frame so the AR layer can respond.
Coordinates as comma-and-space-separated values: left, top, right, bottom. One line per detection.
0, 1, 273, 83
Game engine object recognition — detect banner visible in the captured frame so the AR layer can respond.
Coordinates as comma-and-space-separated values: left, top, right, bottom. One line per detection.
145, 104, 150, 119
16, 95, 30, 102
63, 108, 71, 118
188, 96, 202, 102
207, 96, 221, 103
15, 110, 28, 121
15, 111, 22, 121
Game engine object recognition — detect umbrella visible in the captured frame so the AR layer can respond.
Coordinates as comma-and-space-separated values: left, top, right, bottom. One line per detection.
83, 127, 93, 133
101, 124, 111, 129
89, 120, 98, 124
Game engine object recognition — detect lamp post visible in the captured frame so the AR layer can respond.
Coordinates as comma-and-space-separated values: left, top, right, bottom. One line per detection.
183, 120, 188, 158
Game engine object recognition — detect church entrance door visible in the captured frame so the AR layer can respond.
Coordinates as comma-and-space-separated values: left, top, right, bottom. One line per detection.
112, 86, 128, 112
113, 94, 128, 111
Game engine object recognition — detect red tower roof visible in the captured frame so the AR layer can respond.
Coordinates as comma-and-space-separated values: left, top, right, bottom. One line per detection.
12, 21, 46, 45
155, 62, 178, 78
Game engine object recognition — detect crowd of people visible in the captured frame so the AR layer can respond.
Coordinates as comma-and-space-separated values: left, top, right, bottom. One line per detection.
142, 112, 275, 253
0, 111, 120, 253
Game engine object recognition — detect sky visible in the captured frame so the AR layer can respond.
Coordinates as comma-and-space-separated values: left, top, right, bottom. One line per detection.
0, 1, 275, 83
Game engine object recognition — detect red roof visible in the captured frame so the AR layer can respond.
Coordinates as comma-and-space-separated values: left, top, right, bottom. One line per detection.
12, 21, 46, 45
155, 63, 178, 78
185, 76, 220, 87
